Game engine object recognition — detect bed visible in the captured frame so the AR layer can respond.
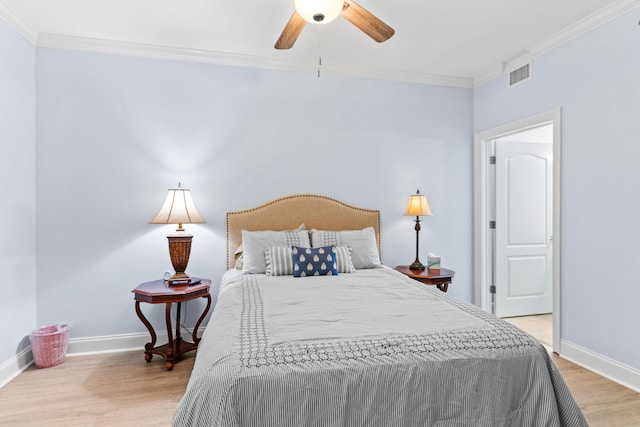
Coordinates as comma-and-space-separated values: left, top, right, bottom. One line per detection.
174, 194, 586, 426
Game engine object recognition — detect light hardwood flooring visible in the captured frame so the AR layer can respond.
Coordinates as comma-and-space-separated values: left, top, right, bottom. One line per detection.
0, 351, 194, 426
1, 324, 639, 426
504, 313, 553, 348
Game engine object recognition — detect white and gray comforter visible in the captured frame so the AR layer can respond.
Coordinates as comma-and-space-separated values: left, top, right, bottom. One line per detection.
174, 267, 586, 426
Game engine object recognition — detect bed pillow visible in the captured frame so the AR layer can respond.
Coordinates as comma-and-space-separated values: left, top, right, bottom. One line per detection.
265, 245, 355, 276
234, 245, 244, 270
310, 227, 381, 269
235, 224, 306, 270
265, 246, 295, 276
292, 246, 338, 277
242, 229, 310, 274
334, 245, 356, 273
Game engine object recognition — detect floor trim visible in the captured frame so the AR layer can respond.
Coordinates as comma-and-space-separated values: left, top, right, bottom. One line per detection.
561, 339, 640, 393
66, 331, 164, 356
0, 348, 33, 389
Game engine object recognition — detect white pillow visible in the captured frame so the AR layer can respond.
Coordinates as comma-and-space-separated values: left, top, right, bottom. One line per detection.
242, 229, 310, 274
234, 245, 244, 270
334, 245, 356, 273
310, 227, 381, 269
265, 246, 295, 276
235, 224, 306, 270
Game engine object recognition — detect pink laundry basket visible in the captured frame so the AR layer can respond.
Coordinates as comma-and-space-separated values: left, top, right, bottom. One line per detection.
30, 324, 69, 368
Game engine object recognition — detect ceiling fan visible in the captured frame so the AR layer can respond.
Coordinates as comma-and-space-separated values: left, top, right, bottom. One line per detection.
275, 0, 395, 50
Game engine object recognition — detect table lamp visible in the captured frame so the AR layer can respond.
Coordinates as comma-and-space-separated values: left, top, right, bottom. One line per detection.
150, 183, 206, 284
404, 189, 432, 271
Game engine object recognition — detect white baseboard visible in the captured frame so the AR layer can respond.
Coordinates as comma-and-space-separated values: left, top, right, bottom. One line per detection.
66, 331, 163, 356
560, 339, 640, 393
0, 347, 33, 389
1, 329, 195, 388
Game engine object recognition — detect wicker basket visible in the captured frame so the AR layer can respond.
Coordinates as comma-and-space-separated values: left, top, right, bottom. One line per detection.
30, 324, 69, 368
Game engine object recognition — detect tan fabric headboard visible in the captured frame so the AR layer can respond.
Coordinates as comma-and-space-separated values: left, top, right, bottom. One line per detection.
226, 194, 381, 269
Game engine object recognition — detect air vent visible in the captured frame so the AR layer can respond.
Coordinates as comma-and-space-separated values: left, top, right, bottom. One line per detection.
509, 63, 531, 87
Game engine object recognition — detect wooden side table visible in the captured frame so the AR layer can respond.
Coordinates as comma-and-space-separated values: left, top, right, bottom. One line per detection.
395, 266, 455, 292
132, 278, 212, 370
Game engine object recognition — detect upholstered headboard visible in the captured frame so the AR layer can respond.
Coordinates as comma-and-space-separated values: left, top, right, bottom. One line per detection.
226, 194, 381, 269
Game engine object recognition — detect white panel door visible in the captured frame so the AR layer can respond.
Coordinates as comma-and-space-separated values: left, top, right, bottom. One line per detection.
495, 141, 552, 318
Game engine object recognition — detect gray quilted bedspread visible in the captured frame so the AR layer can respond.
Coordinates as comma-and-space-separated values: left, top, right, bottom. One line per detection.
174, 267, 586, 426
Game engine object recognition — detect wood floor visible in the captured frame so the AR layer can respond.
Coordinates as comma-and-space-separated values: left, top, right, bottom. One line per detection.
0, 351, 195, 426
504, 313, 553, 348
1, 319, 639, 426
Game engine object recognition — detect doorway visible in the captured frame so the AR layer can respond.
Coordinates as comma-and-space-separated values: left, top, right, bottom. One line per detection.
474, 109, 561, 353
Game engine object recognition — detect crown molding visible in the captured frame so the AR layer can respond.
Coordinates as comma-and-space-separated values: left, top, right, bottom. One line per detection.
4, 1, 637, 89
529, 0, 640, 58
36, 32, 473, 88
473, 0, 640, 87
0, 2, 37, 43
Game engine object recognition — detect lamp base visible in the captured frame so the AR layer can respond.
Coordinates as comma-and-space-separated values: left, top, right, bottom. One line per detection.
167, 233, 193, 286
168, 272, 191, 285
409, 260, 425, 271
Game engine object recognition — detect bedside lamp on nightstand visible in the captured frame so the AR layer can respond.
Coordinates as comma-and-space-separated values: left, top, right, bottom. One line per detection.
404, 189, 432, 271
150, 183, 206, 285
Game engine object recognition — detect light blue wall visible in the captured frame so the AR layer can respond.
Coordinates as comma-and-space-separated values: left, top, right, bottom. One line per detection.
0, 19, 36, 364
35, 48, 473, 338
474, 10, 640, 370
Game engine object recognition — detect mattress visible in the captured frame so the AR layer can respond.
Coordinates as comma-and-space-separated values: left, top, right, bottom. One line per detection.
174, 266, 586, 426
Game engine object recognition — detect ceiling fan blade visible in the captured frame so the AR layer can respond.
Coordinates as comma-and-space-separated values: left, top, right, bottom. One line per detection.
275, 10, 307, 49
340, 0, 395, 43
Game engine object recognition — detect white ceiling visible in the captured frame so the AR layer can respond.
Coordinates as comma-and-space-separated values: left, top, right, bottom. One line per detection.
1, 0, 637, 87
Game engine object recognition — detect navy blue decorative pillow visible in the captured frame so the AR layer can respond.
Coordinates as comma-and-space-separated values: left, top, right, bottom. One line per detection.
292, 246, 338, 277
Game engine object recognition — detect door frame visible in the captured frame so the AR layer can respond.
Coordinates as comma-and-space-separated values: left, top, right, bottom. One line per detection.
473, 108, 562, 353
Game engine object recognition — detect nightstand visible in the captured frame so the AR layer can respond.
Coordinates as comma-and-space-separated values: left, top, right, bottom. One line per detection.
132, 278, 212, 370
395, 266, 455, 292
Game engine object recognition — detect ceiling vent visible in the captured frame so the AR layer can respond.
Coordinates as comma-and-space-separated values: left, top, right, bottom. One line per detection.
502, 52, 532, 87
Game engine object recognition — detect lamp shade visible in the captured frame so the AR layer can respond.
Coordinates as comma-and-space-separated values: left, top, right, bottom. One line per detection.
150, 185, 206, 227
404, 190, 432, 217
294, 0, 343, 24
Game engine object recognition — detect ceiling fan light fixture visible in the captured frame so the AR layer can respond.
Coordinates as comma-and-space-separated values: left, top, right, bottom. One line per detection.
294, 0, 344, 24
